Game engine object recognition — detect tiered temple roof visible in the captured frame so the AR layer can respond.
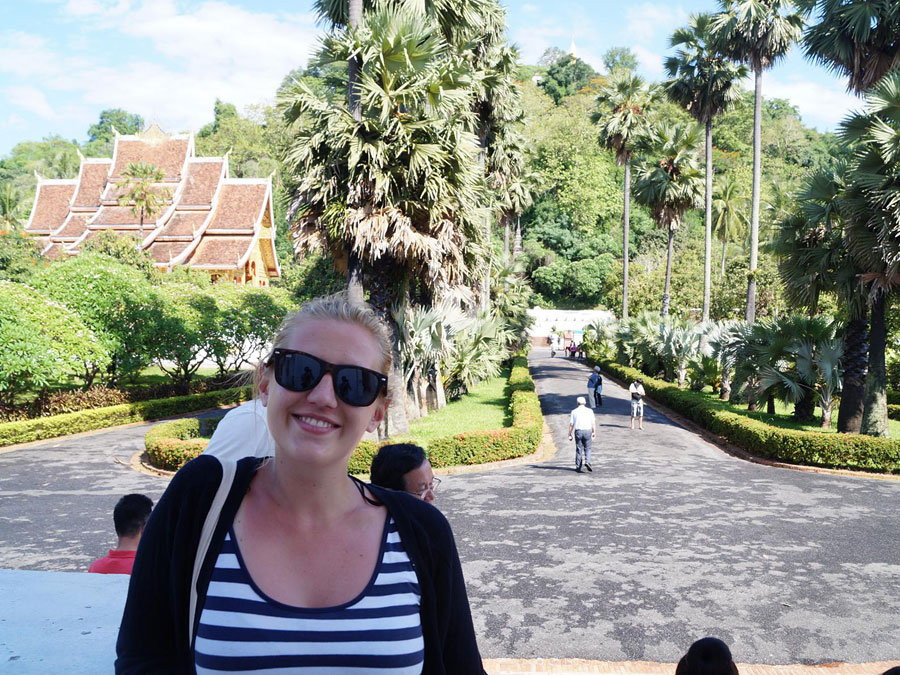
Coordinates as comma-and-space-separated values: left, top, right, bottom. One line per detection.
24, 124, 280, 286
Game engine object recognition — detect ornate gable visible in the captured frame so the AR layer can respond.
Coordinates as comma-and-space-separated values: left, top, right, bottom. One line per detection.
25, 125, 280, 285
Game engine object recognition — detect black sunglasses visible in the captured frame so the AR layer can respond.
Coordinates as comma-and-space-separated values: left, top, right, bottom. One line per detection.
267, 349, 388, 407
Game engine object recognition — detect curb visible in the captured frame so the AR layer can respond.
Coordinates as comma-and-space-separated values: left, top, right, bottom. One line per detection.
483, 659, 898, 674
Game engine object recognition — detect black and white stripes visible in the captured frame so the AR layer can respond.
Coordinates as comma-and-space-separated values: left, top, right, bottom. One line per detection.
195, 518, 424, 674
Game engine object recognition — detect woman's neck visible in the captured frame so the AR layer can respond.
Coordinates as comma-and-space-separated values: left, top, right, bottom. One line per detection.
260, 456, 362, 523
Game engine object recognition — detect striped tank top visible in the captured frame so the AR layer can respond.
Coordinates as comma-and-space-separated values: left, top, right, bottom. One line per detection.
194, 516, 424, 674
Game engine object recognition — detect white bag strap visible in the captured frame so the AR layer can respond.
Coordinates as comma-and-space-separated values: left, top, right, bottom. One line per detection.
188, 459, 237, 647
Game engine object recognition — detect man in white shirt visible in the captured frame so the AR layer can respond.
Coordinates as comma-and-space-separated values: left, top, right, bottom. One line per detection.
567, 396, 596, 473
629, 378, 646, 430
202, 399, 274, 460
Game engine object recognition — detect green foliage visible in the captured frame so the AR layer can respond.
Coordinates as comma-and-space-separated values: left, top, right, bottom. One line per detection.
0, 386, 249, 448
0, 229, 42, 281
203, 285, 295, 375
144, 417, 225, 471
531, 254, 616, 307
195, 102, 284, 179
276, 253, 345, 302
29, 253, 160, 384
148, 284, 220, 392
603, 47, 639, 75
540, 55, 598, 104
598, 359, 900, 473
0, 280, 109, 404
83, 108, 144, 157
81, 229, 156, 278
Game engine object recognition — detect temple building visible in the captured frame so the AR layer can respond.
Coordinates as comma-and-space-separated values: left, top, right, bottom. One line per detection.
24, 124, 280, 286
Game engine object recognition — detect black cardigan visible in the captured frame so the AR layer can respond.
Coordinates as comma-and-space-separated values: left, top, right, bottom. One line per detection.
115, 455, 486, 674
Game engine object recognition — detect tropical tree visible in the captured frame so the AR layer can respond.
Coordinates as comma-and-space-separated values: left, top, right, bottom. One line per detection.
116, 162, 170, 242
594, 73, 657, 319
0, 183, 24, 230
773, 159, 869, 432
797, 0, 900, 94
633, 122, 705, 318
838, 73, 900, 437
664, 12, 747, 321
281, 4, 486, 435
711, 175, 748, 275
710, 0, 804, 323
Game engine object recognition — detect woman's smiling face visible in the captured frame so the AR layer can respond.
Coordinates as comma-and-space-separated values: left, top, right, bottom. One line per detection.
259, 318, 388, 468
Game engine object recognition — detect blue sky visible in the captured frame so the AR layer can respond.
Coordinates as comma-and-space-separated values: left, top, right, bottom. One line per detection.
1, 0, 863, 156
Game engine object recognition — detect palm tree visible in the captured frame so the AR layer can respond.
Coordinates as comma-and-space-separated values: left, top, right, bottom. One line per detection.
594, 73, 657, 320
797, 0, 900, 94
710, 0, 804, 323
773, 159, 869, 432
0, 183, 24, 230
281, 5, 485, 435
633, 122, 706, 318
711, 175, 748, 276
664, 12, 747, 321
838, 73, 900, 437
116, 162, 169, 244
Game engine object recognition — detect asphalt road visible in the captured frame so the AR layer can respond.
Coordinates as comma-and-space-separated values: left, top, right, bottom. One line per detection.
1, 350, 898, 665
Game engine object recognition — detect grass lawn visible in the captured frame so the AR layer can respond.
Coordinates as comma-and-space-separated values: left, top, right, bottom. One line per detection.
697, 390, 900, 436
395, 368, 511, 445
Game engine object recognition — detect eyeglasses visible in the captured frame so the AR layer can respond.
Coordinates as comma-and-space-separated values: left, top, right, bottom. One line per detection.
267, 349, 388, 407
408, 477, 441, 498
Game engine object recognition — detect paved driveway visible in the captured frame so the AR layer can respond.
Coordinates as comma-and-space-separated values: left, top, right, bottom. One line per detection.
1, 353, 898, 665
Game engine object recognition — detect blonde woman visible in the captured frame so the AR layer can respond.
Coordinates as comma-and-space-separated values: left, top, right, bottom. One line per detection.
117, 294, 485, 674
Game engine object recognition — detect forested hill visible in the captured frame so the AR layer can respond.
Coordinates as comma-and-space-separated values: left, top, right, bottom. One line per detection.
1, 56, 836, 319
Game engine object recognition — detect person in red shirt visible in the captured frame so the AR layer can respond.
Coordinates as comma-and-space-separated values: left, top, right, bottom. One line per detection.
88, 493, 153, 575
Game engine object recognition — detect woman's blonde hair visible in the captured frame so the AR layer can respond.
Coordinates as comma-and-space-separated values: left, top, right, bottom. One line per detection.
253, 293, 393, 397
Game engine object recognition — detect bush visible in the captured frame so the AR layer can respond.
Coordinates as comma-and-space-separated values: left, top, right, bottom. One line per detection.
145, 417, 225, 471
0, 386, 250, 448
597, 359, 900, 474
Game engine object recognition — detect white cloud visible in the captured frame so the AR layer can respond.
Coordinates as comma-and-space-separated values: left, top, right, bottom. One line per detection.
3, 1, 321, 138
522, 3, 539, 12
632, 45, 665, 77
624, 3, 688, 44
514, 24, 567, 64
5, 85, 57, 118
763, 75, 862, 131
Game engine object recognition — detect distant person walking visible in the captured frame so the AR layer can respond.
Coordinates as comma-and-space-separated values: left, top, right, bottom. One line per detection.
630, 378, 646, 430
568, 341, 577, 359
567, 396, 596, 473
88, 494, 153, 575
586, 366, 601, 410
593, 369, 603, 408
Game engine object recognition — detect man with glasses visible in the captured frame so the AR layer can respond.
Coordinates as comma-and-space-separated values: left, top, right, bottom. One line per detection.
370, 443, 441, 504
567, 396, 596, 473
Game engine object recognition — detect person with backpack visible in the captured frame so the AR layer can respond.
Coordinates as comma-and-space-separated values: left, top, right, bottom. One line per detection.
593, 368, 603, 408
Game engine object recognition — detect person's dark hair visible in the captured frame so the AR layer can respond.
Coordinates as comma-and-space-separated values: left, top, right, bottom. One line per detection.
113, 494, 154, 538
370, 443, 427, 492
675, 637, 739, 675
880, 668, 900, 675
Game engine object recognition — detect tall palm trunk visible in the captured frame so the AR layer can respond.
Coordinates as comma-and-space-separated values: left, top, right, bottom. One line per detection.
703, 118, 713, 322
661, 224, 675, 318
622, 157, 631, 319
720, 235, 727, 277
861, 292, 889, 436
793, 390, 815, 423
346, 0, 365, 304
745, 67, 762, 324
513, 217, 522, 258
837, 311, 868, 433
368, 258, 409, 439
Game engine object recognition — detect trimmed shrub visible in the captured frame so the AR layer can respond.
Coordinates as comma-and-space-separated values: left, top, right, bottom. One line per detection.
0, 386, 250, 448
145, 417, 225, 471
598, 359, 900, 474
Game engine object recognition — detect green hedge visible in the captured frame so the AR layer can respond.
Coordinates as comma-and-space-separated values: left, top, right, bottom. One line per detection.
598, 360, 900, 474
888, 404, 900, 421
0, 387, 250, 448
144, 417, 227, 471
887, 391, 900, 406
144, 355, 544, 474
